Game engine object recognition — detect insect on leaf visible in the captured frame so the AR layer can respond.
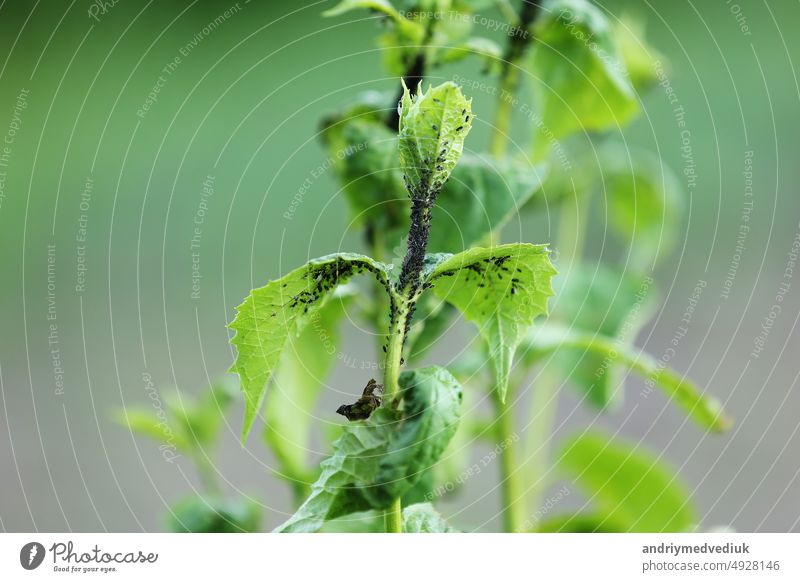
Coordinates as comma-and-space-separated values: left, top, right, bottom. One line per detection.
398, 81, 473, 200
229, 253, 392, 441
274, 366, 462, 533
336, 378, 384, 421
425, 243, 557, 401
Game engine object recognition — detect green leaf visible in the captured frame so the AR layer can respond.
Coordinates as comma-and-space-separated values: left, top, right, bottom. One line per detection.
611, 13, 666, 93
398, 81, 473, 199
530, 0, 638, 139
320, 90, 394, 141
433, 384, 483, 494
323, 0, 420, 35
263, 288, 354, 484
275, 366, 462, 533
323, 0, 425, 74
115, 408, 190, 452
401, 468, 435, 506
164, 376, 238, 449
371, 367, 463, 505
426, 243, 557, 401
274, 407, 398, 533
524, 324, 731, 432
334, 120, 407, 230
318, 93, 409, 245
321, 103, 541, 258
557, 431, 697, 532
599, 144, 683, 270
229, 253, 392, 441
319, 511, 383, 532
436, 37, 503, 69
536, 513, 628, 532
428, 154, 548, 253
166, 496, 261, 533
116, 377, 237, 453
402, 503, 458, 532
547, 265, 657, 408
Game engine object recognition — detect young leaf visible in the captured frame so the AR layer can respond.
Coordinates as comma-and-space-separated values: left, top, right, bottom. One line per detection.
523, 324, 731, 432
114, 408, 190, 453
557, 431, 698, 532
402, 503, 458, 532
166, 496, 261, 533
545, 265, 657, 408
275, 366, 462, 533
428, 154, 548, 253
398, 81, 473, 200
529, 0, 638, 139
321, 100, 540, 258
229, 253, 392, 440
164, 376, 239, 449
263, 288, 354, 484
116, 377, 237, 453
425, 243, 557, 401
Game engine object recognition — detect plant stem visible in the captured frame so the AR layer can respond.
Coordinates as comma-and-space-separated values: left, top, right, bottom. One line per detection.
386, 14, 436, 129
380, 182, 437, 533
522, 367, 560, 520
489, 68, 519, 157
383, 298, 408, 399
193, 451, 221, 496
381, 293, 408, 533
557, 187, 588, 267
384, 498, 403, 533
492, 390, 525, 532
489, 0, 541, 156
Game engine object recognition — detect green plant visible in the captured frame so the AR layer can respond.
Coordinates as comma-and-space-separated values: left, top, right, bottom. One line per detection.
121, 0, 730, 533
116, 377, 261, 532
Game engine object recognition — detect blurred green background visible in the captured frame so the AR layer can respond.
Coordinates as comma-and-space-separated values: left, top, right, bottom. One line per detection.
1, 0, 798, 532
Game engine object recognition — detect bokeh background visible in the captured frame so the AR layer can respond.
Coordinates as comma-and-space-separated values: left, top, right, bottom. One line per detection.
1, 0, 798, 532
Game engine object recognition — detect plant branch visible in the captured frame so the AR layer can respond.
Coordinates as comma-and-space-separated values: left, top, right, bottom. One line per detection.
192, 450, 221, 496
381, 197, 435, 532
490, 0, 541, 156
381, 294, 408, 532
492, 390, 524, 532
521, 366, 560, 518
398, 198, 433, 296
385, 498, 403, 533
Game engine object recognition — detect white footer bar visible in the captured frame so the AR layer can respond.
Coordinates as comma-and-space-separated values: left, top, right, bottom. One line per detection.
1, 533, 797, 581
